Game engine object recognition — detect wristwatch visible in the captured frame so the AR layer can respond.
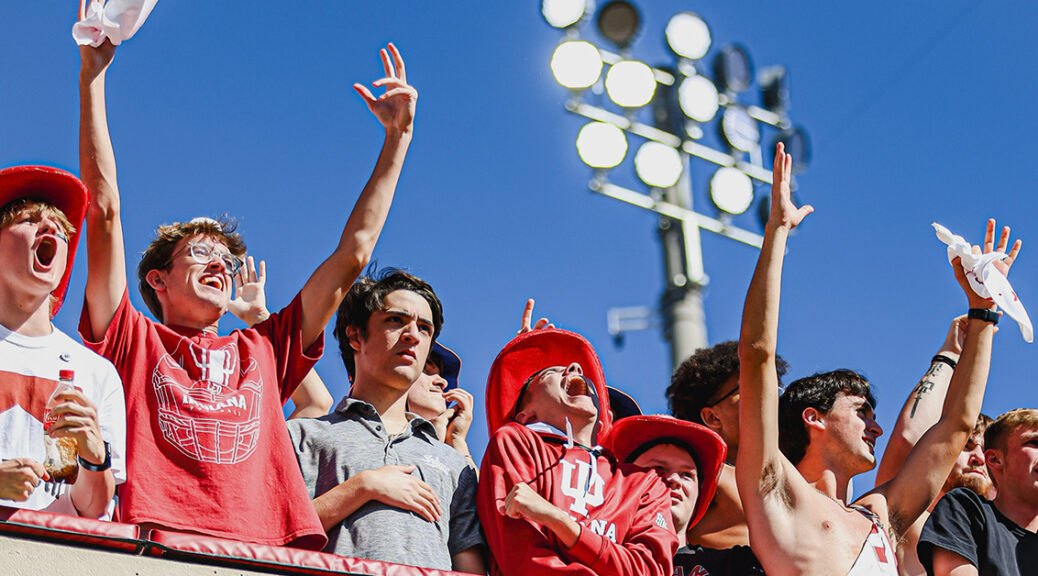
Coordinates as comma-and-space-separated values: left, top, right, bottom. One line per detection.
78, 441, 112, 472
967, 308, 1000, 325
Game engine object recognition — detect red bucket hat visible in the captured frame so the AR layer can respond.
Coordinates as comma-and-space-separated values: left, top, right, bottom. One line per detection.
604, 415, 727, 530
485, 328, 612, 440
0, 166, 89, 316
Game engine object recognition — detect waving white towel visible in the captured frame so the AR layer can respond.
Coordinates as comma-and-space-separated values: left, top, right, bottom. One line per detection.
72, 0, 158, 47
933, 222, 1033, 343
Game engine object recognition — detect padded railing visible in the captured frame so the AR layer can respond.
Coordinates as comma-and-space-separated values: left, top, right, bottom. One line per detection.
0, 506, 470, 576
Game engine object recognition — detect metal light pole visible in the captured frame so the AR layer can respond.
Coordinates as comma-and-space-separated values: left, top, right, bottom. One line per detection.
543, 0, 809, 371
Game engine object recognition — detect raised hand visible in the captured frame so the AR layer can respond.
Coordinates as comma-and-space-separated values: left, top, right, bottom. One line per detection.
444, 388, 475, 448
0, 459, 48, 501
939, 315, 969, 357
981, 218, 1022, 278
363, 465, 442, 522
353, 43, 418, 135
953, 219, 1023, 309
517, 298, 554, 335
767, 143, 813, 231
45, 389, 107, 467
228, 256, 269, 327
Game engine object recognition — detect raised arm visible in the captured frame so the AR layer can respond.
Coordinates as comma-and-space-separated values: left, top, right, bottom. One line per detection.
79, 40, 127, 340
298, 43, 417, 348
735, 144, 813, 499
874, 316, 964, 486
875, 220, 1019, 538
228, 258, 333, 417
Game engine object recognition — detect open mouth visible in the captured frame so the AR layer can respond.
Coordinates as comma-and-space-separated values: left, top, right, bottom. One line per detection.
863, 437, 876, 452
34, 236, 58, 269
565, 374, 590, 397
199, 276, 224, 290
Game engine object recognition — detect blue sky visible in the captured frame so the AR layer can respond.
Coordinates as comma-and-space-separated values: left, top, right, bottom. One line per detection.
5, 1, 1037, 493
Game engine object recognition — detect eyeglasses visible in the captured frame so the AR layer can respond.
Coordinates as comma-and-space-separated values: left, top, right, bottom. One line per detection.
704, 382, 785, 408
172, 241, 243, 275
704, 385, 739, 408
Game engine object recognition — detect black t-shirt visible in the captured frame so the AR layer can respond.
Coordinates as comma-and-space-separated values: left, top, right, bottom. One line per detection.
674, 544, 766, 576
918, 487, 1038, 576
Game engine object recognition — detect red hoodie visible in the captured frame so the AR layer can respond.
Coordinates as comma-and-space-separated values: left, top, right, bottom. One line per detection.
478, 422, 677, 576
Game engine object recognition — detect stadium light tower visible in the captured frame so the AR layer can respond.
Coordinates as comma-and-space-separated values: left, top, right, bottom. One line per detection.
542, 0, 810, 370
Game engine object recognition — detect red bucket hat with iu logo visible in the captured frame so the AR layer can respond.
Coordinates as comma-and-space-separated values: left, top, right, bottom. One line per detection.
604, 415, 727, 530
485, 328, 613, 442
0, 165, 90, 316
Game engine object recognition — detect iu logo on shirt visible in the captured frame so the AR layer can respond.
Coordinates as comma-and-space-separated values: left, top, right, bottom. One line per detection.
152, 344, 262, 465
559, 453, 605, 517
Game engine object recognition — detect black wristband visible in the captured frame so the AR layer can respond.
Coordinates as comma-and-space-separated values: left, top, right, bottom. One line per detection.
968, 308, 1000, 325
931, 354, 957, 370
78, 441, 111, 472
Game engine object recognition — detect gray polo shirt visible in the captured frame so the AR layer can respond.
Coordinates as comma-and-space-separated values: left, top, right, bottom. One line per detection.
287, 397, 483, 570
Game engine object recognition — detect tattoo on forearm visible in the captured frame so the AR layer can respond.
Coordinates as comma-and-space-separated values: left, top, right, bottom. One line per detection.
909, 364, 943, 418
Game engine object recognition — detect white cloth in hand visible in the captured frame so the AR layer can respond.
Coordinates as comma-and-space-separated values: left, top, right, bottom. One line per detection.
933, 222, 1033, 343
72, 0, 158, 47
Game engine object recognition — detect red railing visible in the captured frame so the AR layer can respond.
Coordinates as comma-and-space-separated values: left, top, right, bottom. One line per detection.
0, 506, 468, 576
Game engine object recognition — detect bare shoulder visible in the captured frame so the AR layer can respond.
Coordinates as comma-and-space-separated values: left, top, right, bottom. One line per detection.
689, 466, 750, 548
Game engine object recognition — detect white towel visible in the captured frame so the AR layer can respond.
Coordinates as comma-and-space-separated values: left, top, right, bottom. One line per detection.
933, 222, 1033, 343
72, 0, 158, 47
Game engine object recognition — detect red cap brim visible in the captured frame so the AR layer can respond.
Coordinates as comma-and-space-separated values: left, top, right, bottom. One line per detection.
485, 328, 612, 440
0, 166, 89, 317
604, 415, 727, 530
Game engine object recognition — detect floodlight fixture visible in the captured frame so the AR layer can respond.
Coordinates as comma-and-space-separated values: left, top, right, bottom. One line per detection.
605, 60, 656, 108
678, 74, 720, 123
576, 121, 628, 168
759, 66, 789, 112
634, 141, 683, 188
542, 0, 591, 29
665, 12, 711, 60
710, 167, 754, 215
720, 106, 760, 153
596, 1, 641, 49
551, 41, 603, 89
713, 44, 754, 94
773, 126, 811, 172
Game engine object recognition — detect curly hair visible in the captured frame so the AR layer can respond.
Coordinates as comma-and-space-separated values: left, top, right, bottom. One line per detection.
333, 266, 443, 380
667, 341, 789, 424
137, 216, 246, 321
778, 369, 876, 465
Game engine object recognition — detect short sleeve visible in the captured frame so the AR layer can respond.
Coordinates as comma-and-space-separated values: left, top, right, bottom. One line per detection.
251, 293, 324, 403
448, 464, 485, 556
918, 488, 985, 574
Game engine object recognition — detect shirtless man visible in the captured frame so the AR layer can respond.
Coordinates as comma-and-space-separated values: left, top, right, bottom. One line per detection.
666, 341, 788, 566
736, 143, 1009, 576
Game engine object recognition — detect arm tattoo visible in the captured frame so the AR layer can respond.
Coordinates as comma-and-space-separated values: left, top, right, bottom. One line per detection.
909, 363, 944, 418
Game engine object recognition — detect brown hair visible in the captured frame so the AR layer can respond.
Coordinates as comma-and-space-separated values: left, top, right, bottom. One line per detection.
333, 267, 443, 380
0, 199, 75, 238
137, 216, 246, 321
0, 199, 76, 313
984, 408, 1038, 454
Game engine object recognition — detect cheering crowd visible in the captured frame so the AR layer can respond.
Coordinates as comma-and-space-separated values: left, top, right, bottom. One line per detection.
2, 12, 1036, 576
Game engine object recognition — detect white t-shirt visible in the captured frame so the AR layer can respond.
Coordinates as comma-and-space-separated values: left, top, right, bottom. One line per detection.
0, 323, 126, 518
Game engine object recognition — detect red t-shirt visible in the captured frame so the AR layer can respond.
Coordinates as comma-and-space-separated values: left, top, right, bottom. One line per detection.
79, 290, 327, 549
477, 423, 677, 576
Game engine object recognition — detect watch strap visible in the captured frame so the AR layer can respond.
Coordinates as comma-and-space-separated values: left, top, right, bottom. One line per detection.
967, 308, 1000, 324
78, 441, 111, 472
